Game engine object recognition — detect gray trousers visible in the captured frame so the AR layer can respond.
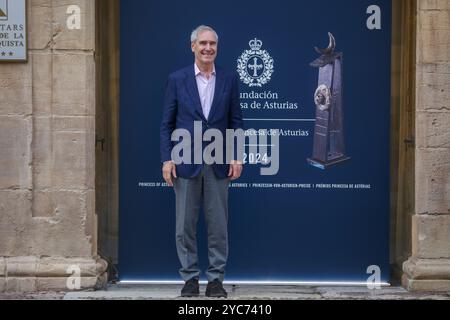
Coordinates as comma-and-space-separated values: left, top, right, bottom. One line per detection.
173, 165, 230, 283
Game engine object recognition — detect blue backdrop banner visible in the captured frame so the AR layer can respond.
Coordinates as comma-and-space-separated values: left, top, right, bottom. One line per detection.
119, 0, 392, 283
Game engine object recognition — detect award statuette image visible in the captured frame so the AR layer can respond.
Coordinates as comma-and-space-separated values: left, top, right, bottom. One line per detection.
308, 33, 350, 170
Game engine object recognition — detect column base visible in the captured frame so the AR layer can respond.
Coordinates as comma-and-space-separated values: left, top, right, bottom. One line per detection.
0, 256, 108, 293
403, 258, 450, 292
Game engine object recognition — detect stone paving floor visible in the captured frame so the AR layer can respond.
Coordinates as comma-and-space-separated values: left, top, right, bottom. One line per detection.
1, 283, 450, 300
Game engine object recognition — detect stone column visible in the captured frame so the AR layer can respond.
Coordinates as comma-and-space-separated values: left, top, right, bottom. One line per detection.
0, 0, 107, 292
403, 0, 450, 292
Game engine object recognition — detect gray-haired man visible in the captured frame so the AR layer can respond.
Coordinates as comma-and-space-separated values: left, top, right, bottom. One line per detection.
160, 25, 244, 298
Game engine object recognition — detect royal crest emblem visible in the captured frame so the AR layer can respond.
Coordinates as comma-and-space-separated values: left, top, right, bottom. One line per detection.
237, 38, 274, 87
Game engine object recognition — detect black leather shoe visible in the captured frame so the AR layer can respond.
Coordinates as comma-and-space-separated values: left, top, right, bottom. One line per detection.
205, 279, 227, 298
181, 278, 200, 297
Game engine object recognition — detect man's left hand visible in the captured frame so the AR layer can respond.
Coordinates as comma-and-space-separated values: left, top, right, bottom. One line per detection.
228, 161, 243, 181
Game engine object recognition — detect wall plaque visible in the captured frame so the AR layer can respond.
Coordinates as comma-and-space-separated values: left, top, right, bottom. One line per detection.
0, 0, 27, 62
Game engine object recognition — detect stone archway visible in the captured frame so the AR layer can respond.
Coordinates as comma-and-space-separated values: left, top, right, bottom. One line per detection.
4, 0, 447, 294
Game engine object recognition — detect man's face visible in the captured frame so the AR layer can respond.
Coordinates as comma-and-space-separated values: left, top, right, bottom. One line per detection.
191, 31, 218, 66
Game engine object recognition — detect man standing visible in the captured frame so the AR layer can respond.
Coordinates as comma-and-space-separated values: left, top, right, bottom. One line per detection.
160, 25, 243, 298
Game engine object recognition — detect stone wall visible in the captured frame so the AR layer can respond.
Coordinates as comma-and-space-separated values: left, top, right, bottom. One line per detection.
403, 0, 450, 291
0, 0, 107, 292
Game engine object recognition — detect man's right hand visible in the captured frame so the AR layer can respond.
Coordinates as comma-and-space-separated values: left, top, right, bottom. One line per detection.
162, 160, 177, 187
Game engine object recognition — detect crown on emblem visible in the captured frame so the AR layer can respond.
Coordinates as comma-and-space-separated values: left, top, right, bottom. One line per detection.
249, 38, 263, 51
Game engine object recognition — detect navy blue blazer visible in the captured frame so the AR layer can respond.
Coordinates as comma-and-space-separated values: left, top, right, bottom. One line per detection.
160, 65, 244, 179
